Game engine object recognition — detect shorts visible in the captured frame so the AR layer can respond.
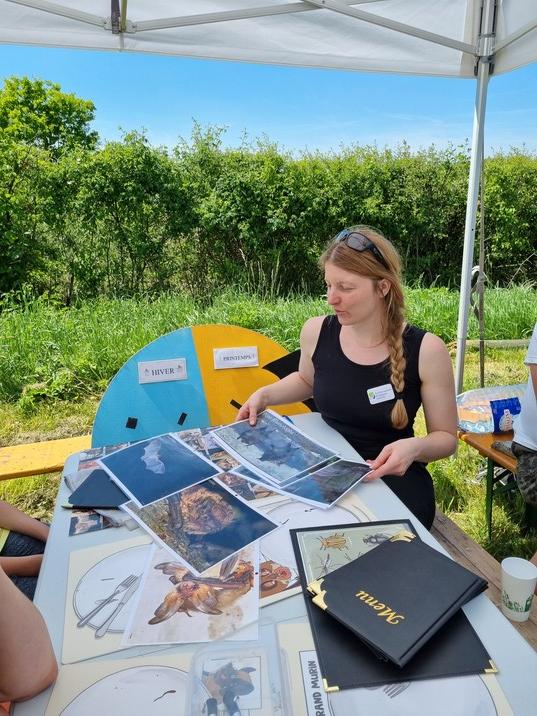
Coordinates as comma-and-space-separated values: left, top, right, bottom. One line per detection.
0, 531, 46, 600
511, 441, 537, 506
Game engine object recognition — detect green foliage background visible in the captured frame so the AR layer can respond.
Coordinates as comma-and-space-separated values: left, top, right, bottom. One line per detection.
1, 78, 537, 302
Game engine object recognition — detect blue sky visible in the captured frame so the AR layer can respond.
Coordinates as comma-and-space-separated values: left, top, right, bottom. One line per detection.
1, 44, 536, 155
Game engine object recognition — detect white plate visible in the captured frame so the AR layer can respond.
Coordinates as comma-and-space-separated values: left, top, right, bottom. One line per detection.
60, 666, 188, 715
330, 674, 498, 716
73, 544, 151, 633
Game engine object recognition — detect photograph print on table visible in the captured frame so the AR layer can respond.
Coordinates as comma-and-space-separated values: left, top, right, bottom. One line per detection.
76, 442, 130, 471
69, 509, 114, 537
174, 428, 277, 504
211, 409, 337, 484
189, 637, 280, 716
200, 428, 280, 502
281, 459, 371, 507
217, 470, 279, 502
122, 478, 278, 575
230, 458, 372, 509
173, 427, 208, 456
99, 433, 220, 507
123, 543, 259, 646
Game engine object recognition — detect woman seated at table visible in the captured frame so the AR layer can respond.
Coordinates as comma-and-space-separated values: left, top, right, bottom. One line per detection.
0, 500, 49, 600
238, 226, 457, 529
0, 564, 58, 710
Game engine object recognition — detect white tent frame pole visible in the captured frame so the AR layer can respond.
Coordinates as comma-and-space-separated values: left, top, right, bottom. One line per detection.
303, 0, 474, 55
134, 0, 473, 53
7, 0, 476, 53
6, 0, 106, 28
455, 0, 496, 394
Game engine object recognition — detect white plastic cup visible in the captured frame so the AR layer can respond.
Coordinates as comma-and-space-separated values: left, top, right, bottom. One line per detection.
500, 557, 537, 622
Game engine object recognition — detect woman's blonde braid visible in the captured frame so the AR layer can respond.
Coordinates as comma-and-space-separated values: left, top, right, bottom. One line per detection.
385, 300, 409, 429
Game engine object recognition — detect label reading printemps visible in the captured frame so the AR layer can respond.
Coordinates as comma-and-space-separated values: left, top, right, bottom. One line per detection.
299, 650, 331, 716
367, 383, 395, 405
138, 358, 187, 384
213, 346, 259, 370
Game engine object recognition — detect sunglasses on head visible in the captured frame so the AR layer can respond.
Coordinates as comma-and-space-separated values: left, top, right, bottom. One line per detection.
335, 229, 389, 270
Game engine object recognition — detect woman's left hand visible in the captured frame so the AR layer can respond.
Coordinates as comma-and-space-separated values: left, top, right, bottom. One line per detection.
363, 438, 421, 480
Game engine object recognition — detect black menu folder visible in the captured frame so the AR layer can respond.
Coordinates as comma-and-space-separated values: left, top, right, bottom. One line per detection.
291, 523, 496, 692
307, 530, 487, 668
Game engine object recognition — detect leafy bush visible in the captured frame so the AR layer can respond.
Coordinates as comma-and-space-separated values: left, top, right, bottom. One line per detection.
1, 76, 537, 300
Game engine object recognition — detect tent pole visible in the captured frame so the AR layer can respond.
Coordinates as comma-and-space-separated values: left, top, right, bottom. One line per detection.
454, 0, 496, 395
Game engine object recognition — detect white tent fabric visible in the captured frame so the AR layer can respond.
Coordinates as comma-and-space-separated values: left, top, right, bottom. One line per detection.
1, 1, 536, 77
2, 0, 537, 390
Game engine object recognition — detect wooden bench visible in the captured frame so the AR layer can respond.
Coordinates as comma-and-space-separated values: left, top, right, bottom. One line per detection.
432, 508, 537, 650
460, 430, 537, 538
459, 430, 519, 539
0, 435, 91, 481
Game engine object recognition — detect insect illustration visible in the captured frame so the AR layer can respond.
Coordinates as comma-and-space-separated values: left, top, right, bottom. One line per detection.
148, 555, 254, 624
317, 532, 349, 551
363, 532, 391, 545
314, 552, 333, 579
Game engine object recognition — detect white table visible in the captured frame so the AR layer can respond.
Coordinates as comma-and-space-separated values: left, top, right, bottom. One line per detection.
14, 413, 537, 715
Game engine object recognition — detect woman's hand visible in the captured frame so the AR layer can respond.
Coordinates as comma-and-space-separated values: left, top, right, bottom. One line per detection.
363, 438, 421, 481
236, 388, 269, 426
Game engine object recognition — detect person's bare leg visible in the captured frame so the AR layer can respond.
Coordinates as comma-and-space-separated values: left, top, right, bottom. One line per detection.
0, 567, 57, 703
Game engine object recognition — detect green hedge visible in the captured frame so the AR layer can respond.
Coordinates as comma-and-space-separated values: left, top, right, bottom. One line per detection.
1, 127, 536, 301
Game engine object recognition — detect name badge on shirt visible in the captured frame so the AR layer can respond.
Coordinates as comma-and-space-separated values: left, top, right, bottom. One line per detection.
367, 383, 395, 405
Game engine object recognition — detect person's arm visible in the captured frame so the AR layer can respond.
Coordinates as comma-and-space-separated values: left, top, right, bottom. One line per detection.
0, 554, 43, 577
0, 501, 49, 543
0, 566, 58, 702
236, 317, 323, 424
365, 333, 457, 479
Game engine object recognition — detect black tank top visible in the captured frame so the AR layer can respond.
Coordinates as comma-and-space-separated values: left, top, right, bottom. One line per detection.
312, 315, 426, 460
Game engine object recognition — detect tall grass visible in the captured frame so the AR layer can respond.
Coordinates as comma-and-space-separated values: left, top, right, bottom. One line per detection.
405, 284, 537, 342
1, 286, 535, 404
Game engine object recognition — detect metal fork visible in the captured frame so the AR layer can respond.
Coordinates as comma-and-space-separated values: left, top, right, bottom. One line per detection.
77, 573, 138, 627
383, 681, 411, 698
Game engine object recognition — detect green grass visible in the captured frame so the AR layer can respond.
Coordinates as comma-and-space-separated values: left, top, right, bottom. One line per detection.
0, 473, 59, 522
0, 396, 97, 446
0, 288, 536, 563
1, 286, 536, 403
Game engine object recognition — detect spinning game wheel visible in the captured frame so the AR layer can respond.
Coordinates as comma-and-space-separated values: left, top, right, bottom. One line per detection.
92, 324, 311, 447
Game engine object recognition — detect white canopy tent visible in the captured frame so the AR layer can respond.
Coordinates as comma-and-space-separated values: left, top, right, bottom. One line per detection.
2, 0, 537, 391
